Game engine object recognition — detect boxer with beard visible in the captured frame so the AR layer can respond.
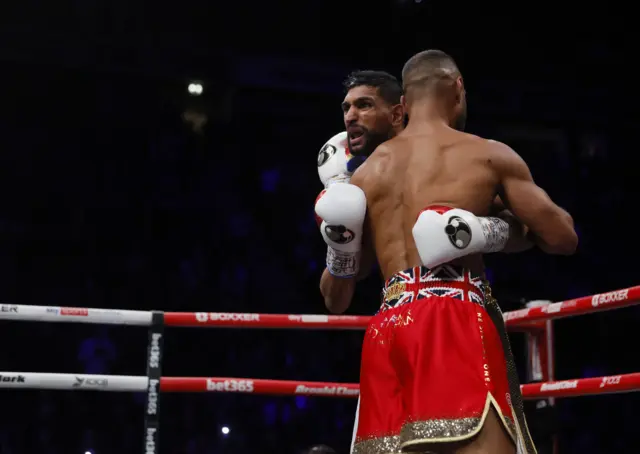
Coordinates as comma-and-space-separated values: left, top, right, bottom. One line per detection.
316, 70, 405, 314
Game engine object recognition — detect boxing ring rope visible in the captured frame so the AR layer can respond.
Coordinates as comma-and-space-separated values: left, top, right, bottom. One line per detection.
1, 372, 639, 400
0, 283, 638, 454
1, 284, 637, 328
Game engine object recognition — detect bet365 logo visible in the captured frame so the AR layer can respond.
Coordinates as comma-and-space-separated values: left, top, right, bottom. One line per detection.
206, 379, 254, 392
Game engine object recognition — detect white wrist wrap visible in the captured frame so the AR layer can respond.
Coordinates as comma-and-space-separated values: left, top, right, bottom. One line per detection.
479, 217, 510, 253
326, 247, 360, 278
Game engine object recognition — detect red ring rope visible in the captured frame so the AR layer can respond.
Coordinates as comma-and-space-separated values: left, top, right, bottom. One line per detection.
163, 373, 640, 399
1, 371, 637, 400
162, 284, 640, 329
0, 285, 637, 330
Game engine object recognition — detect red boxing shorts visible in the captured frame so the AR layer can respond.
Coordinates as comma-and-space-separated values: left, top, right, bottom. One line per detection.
352, 265, 536, 454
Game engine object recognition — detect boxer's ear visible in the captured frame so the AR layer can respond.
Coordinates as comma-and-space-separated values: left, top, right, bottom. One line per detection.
400, 95, 409, 127
391, 102, 404, 128
455, 77, 464, 100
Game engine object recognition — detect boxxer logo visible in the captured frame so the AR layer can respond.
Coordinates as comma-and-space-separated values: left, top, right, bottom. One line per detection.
591, 289, 628, 307
445, 216, 472, 249
324, 225, 354, 244
317, 143, 336, 167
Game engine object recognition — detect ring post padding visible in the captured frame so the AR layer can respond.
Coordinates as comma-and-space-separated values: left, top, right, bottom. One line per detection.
525, 299, 555, 407
525, 300, 553, 383
143, 311, 164, 454
525, 300, 557, 454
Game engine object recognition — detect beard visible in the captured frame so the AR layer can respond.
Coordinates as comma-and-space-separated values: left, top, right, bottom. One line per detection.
348, 128, 393, 157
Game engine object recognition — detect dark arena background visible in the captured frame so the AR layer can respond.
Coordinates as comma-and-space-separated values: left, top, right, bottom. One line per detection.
0, 3, 637, 454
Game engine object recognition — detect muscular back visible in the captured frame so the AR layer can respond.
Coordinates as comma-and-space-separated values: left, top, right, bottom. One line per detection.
352, 126, 499, 280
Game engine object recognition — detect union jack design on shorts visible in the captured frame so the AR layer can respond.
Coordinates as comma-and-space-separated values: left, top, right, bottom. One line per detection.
379, 265, 486, 313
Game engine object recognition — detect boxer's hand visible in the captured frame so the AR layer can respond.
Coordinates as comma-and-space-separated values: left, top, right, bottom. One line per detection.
315, 183, 367, 278
412, 205, 510, 268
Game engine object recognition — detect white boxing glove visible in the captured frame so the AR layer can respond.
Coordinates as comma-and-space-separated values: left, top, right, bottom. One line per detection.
315, 183, 367, 277
412, 205, 510, 269
317, 131, 366, 188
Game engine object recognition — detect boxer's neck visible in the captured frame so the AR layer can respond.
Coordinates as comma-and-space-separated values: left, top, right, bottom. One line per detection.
406, 97, 453, 129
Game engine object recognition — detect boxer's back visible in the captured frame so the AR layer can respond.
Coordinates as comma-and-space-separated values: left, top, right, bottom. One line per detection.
355, 126, 499, 280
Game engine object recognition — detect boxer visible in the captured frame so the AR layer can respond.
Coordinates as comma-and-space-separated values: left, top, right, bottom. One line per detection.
318, 50, 578, 453
317, 71, 405, 315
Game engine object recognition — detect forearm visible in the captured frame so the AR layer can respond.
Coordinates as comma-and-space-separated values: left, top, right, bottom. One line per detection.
530, 207, 578, 255
496, 210, 534, 253
315, 182, 368, 313
320, 268, 356, 314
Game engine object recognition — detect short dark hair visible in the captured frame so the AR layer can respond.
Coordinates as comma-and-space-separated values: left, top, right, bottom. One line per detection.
343, 70, 402, 106
401, 50, 460, 95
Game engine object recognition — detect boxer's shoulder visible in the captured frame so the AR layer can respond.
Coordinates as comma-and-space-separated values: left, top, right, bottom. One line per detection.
452, 135, 513, 161
370, 137, 403, 161
350, 143, 392, 190
452, 132, 494, 150
485, 138, 512, 152
483, 139, 522, 162
483, 140, 532, 180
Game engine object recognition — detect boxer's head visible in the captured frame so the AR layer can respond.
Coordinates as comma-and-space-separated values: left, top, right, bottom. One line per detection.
401, 50, 467, 131
342, 70, 404, 156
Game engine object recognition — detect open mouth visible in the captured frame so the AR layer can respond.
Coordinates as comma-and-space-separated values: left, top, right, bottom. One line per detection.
349, 131, 365, 148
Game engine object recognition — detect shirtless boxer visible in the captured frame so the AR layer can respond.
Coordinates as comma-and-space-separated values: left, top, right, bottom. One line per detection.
317, 50, 578, 453
317, 70, 404, 314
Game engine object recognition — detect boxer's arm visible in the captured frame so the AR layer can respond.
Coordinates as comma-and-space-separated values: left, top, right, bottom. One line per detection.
320, 269, 356, 314
491, 142, 578, 255
315, 132, 368, 313
490, 196, 534, 254
319, 199, 375, 314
